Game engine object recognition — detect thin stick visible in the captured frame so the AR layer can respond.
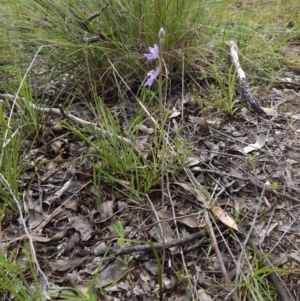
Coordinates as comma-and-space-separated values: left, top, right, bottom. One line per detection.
114, 231, 207, 257
155, 28, 167, 301
167, 174, 193, 289
158, 51, 166, 285
185, 168, 241, 301
235, 185, 266, 282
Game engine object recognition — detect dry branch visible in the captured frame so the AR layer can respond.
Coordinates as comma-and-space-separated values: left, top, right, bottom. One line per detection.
227, 41, 266, 115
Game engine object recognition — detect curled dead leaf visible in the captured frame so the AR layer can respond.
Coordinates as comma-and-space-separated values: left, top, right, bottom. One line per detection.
169, 107, 181, 119
139, 124, 154, 134
118, 179, 131, 185
50, 140, 63, 155
242, 135, 266, 154
52, 178, 73, 199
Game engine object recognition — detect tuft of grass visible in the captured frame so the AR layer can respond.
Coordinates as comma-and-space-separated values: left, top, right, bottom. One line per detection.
0, 62, 48, 212
64, 95, 191, 201
114, 220, 134, 265
237, 265, 281, 301
0, 103, 22, 212
0, 250, 42, 300
208, 62, 238, 116
1, 0, 236, 92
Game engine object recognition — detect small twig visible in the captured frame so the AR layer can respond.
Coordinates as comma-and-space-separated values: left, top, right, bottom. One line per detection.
114, 231, 207, 257
0, 93, 142, 155
241, 231, 291, 301
144, 195, 164, 246
58, 104, 67, 119
88, 2, 108, 22
167, 174, 192, 287
266, 268, 291, 301
235, 185, 266, 282
87, 12, 100, 22
84, 36, 101, 44
274, 214, 300, 253
185, 169, 241, 301
204, 210, 240, 301
229, 182, 291, 300
0, 173, 49, 289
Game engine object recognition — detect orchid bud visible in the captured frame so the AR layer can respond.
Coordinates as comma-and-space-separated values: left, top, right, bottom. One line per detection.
159, 27, 165, 40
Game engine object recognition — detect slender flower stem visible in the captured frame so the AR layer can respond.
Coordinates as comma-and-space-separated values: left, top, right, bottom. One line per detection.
157, 28, 166, 288
144, 29, 166, 300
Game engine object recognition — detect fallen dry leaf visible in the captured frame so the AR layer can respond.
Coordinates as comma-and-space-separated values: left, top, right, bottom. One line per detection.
49, 256, 90, 273
139, 124, 154, 134
169, 107, 181, 119
157, 211, 202, 228
98, 200, 114, 220
174, 182, 209, 207
97, 261, 131, 288
286, 112, 300, 120
242, 135, 266, 154
198, 289, 213, 301
211, 206, 239, 232
191, 117, 220, 127
118, 178, 131, 185
70, 213, 93, 241
262, 107, 278, 116
52, 178, 73, 199
63, 231, 80, 254
50, 140, 64, 155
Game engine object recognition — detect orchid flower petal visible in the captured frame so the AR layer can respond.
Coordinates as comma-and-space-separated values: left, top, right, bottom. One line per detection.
144, 44, 159, 60
144, 67, 160, 86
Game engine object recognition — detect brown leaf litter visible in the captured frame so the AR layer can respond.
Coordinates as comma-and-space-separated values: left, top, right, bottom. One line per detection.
2, 68, 300, 300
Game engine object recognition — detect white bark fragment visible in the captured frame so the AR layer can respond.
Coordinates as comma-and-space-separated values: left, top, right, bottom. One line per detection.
227, 40, 266, 115
227, 40, 246, 82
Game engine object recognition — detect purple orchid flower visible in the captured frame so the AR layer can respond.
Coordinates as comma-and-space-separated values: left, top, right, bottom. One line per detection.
144, 67, 160, 86
144, 44, 159, 60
